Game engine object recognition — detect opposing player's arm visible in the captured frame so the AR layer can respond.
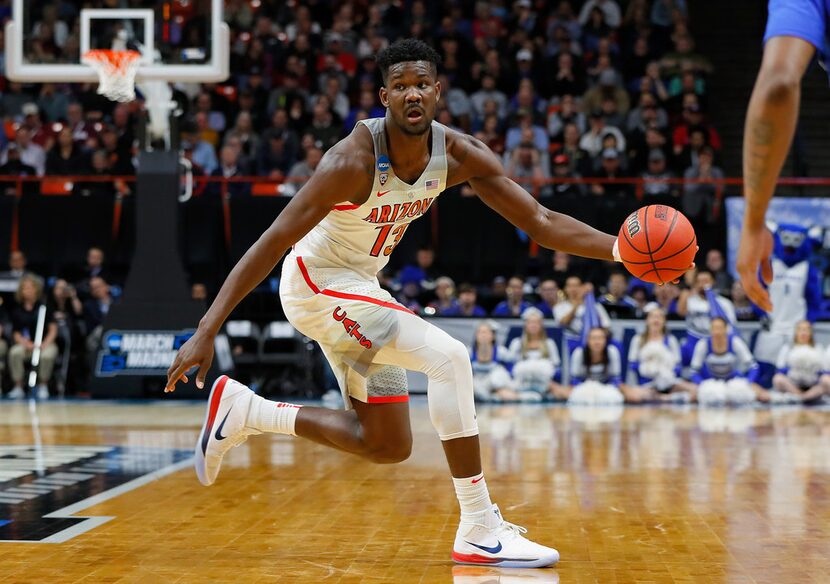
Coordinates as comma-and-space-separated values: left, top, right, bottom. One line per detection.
446, 132, 616, 261
738, 36, 814, 310
166, 130, 374, 390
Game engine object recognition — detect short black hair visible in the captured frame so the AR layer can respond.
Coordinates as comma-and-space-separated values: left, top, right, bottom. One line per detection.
376, 39, 442, 85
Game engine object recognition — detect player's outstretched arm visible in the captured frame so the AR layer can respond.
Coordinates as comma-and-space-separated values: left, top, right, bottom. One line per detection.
446, 132, 616, 261
738, 36, 814, 311
166, 131, 374, 392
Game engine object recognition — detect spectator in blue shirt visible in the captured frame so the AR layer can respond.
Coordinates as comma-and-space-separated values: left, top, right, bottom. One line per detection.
442, 283, 486, 317
492, 276, 532, 317
534, 279, 559, 318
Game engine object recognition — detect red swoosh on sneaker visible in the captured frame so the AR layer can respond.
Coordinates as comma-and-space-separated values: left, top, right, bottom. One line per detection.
377, 190, 392, 197
471, 476, 484, 484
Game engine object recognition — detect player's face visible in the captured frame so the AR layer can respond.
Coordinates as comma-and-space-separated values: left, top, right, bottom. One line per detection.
380, 61, 441, 136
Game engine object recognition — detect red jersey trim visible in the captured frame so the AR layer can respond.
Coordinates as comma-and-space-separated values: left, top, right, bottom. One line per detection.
295, 256, 415, 315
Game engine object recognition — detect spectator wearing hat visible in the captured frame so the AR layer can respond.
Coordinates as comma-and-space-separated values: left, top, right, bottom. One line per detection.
640, 148, 677, 203
492, 277, 532, 317
549, 152, 586, 200
1, 126, 46, 176
22, 103, 56, 150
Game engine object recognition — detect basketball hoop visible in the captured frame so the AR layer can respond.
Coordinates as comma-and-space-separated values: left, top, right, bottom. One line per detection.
82, 49, 142, 103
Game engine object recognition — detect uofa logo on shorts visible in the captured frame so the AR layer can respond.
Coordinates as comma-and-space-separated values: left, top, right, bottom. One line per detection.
332, 307, 373, 349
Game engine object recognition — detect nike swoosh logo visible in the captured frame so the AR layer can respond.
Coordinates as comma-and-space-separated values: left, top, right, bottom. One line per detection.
466, 540, 502, 554
377, 190, 392, 197
471, 476, 484, 484
214, 409, 232, 441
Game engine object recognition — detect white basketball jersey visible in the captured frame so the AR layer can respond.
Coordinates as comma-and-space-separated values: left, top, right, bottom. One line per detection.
768, 259, 809, 334
292, 117, 448, 280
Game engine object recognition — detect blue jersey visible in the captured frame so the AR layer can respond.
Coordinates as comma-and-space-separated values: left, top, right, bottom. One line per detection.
765, 0, 830, 72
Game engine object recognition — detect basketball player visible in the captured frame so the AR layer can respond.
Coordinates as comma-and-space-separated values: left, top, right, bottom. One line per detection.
738, 0, 828, 311
165, 40, 687, 568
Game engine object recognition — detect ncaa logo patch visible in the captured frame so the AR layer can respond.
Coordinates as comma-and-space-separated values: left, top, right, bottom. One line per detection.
377, 155, 391, 186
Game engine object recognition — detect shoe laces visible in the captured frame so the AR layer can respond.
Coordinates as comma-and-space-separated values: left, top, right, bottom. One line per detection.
495, 519, 528, 541
227, 428, 260, 449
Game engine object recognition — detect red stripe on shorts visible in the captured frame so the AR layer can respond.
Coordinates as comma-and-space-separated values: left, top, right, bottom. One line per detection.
295, 256, 415, 315
366, 395, 410, 404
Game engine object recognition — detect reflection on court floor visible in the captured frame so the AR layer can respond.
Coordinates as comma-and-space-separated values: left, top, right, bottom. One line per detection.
1, 399, 829, 583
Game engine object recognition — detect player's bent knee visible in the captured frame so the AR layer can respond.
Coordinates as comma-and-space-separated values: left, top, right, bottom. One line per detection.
365, 435, 412, 464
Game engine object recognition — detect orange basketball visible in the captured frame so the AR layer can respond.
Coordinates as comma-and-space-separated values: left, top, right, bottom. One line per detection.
617, 205, 697, 284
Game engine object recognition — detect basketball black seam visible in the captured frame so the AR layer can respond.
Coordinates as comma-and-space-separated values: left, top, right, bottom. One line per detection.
642, 207, 663, 284
651, 209, 679, 254
636, 266, 689, 279
617, 236, 697, 265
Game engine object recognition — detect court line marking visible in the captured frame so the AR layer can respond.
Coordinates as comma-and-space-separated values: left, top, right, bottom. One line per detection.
0, 457, 193, 544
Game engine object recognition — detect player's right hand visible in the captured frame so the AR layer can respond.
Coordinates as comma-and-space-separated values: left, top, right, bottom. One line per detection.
736, 224, 774, 312
165, 329, 215, 393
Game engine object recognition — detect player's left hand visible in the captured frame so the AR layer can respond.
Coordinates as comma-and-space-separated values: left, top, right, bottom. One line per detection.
165, 329, 215, 393
736, 225, 773, 312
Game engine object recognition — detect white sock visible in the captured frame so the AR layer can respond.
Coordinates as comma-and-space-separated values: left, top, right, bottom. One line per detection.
246, 394, 302, 436
452, 472, 493, 521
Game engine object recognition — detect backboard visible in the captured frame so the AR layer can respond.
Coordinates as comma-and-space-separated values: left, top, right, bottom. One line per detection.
6, 0, 229, 83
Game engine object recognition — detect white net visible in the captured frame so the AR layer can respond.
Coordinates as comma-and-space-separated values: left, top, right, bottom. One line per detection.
81, 49, 142, 103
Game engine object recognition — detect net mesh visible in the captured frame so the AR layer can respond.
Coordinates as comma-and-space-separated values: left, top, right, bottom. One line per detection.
81, 49, 142, 103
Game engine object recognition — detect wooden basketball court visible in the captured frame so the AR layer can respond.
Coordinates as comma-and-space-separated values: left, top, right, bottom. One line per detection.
1, 400, 828, 583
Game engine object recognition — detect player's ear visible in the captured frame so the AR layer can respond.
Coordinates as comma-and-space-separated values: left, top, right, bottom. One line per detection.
434, 79, 441, 102
379, 86, 389, 108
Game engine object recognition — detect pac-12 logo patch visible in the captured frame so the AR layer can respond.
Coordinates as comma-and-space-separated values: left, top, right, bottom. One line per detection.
377, 155, 391, 186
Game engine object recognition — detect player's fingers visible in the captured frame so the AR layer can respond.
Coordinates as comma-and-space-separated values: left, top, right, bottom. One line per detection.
196, 356, 213, 389
744, 278, 773, 312
166, 360, 192, 392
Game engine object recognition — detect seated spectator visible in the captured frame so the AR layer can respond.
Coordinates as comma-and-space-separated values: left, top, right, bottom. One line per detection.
509, 79, 546, 124
600, 271, 637, 318
579, 110, 626, 157
257, 130, 297, 179
731, 281, 763, 321
284, 146, 323, 196
535, 279, 560, 317
653, 281, 681, 317
428, 277, 460, 315
399, 247, 439, 293
83, 276, 113, 355
75, 150, 116, 197
547, 1, 583, 42
475, 114, 506, 156
181, 122, 218, 175
640, 149, 677, 202
224, 111, 261, 162
549, 52, 585, 98
672, 125, 708, 173
554, 276, 611, 354
677, 268, 736, 366
49, 279, 84, 390
705, 249, 733, 296
505, 111, 549, 154
567, 327, 624, 403
541, 251, 577, 288
578, 0, 622, 28
626, 92, 668, 134
630, 123, 671, 175
547, 94, 586, 142
74, 247, 110, 300
396, 275, 423, 314
470, 321, 516, 402
506, 307, 565, 401
22, 103, 56, 150
492, 276, 532, 317
505, 141, 551, 197
551, 123, 592, 176
307, 95, 342, 151
1, 126, 46, 176
344, 89, 386, 131
0, 144, 38, 178
772, 320, 829, 403
691, 317, 768, 404
584, 68, 630, 115
622, 306, 696, 402
547, 153, 586, 205
471, 74, 509, 123
46, 126, 89, 175
210, 145, 251, 197
682, 146, 723, 226
672, 97, 721, 152
8, 274, 58, 400
659, 32, 713, 78
442, 283, 487, 317
0, 251, 29, 285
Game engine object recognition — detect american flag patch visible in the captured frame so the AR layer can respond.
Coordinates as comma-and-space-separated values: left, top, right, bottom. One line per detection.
425, 178, 440, 190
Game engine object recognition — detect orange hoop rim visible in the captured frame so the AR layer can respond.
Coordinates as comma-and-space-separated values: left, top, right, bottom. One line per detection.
82, 49, 143, 71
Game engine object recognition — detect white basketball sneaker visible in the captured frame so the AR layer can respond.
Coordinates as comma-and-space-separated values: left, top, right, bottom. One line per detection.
452, 504, 560, 568
194, 375, 260, 486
